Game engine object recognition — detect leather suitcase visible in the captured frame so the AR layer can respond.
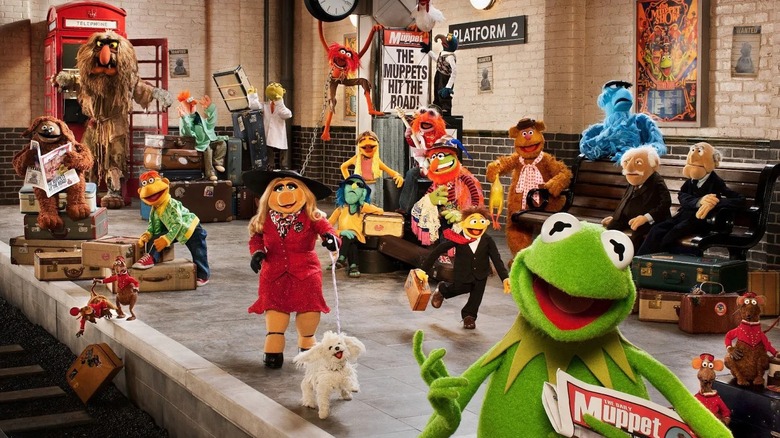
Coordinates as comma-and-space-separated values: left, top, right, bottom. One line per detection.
143, 147, 203, 171
638, 288, 682, 323
19, 182, 97, 214
9, 236, 85, 266
364, 212, 405, 237
749, 271, 779, 316
159, 169, 204, 181
358, 248, 401, 274
213, 65, 253, 112
232, 109, 267, 170
431, 260, 454, 283
67, 343, 124, 403
222, 137, 245, 185
34, 251, 108, 281
677, 290, 741, 334
713, 377, 780, 438
631, 253, 748, 294
234, 186, 259, 220
377, 235, 430, 267
404, 269, 430, 311
170, 180, 234, 223
129, 258, 197, 292
23, 208, 108, 240
81, 236, 174, 268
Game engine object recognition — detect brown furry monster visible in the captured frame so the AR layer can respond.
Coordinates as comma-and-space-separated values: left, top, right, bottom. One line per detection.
485, 118, 572, 255
724, 292, 779, 386
12, 116, 94, 231
56, 30, 172, 209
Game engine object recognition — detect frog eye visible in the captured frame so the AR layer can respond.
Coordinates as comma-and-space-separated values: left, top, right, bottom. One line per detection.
540, 213, 581, 243
601, 230, 634, 270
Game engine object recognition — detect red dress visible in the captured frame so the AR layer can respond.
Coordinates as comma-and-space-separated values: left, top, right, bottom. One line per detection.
248, 212, 335, 314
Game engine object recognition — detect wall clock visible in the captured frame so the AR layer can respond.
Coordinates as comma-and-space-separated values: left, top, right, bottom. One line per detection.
304, 0, 359, 23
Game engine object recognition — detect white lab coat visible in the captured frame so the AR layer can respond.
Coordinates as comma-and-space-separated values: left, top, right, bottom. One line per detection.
262, 99, 292, 150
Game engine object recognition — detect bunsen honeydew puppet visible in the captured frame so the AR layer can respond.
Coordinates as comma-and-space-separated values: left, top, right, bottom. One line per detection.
411, 136, 483, 246
328, 174, 384, 278
601, 145, 671, 249
724, 292, 779, 386
637, 142, 744, 255
244, 169, 340, 369
319, 21, 384, 141
420, 33, 458, 116
134, 170, 211, 287
413, 213, 732, 437
12, 116, 94, 231
408, 0, 445, 33
97, 256, 139, 321
70, 282, 118, 337
485, 118, 571, 255
339, 130, 404, 193
579, 80, 666, 163
177, 91, 228, 181
262, 83, 293, 170
415, 206, 510, 330
692, 353, 731, 425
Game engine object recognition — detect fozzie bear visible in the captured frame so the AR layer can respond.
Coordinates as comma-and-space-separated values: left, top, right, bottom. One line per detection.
486, 118, 571, 255
12, 116, 94, 231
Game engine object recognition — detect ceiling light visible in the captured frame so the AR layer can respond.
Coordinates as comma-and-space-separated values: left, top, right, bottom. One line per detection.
470, 0, 496, 10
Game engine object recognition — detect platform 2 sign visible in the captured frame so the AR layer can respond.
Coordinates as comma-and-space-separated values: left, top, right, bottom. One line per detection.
379, 29, 431, 112
449, 16, 527, 50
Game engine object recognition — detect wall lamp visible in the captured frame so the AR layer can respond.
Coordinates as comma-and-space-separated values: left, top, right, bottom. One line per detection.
470, 0, 496, 10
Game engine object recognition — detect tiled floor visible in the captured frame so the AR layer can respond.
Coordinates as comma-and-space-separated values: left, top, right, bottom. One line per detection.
1, 203, 777, 437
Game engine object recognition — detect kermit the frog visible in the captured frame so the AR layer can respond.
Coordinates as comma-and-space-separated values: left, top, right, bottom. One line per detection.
413, 212, 732, 437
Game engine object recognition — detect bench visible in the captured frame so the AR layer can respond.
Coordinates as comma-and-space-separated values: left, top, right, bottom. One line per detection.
511, 155, 780, 260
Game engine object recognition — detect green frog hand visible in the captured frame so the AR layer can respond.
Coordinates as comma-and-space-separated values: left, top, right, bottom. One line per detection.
583, 414, 630, 438
428, 185, 449, 207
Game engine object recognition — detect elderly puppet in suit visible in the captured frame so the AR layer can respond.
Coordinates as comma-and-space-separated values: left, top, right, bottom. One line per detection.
638, 142, 744, 255
262, 83, 293, 170
601, 145, 671, 249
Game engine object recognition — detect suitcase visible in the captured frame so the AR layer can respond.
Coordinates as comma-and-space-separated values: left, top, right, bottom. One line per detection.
364, 212, 405, 237
9, 236, 86, 266
159, 169, 204, 181
222, 137, 245, 185
677, 285, 741, 334
637, 288, 683, 323
129, 258, 197, 292
169, 180, 234, 223
19, 183, 97, 214
34, 251, 108, 281
143, 147, 203, 171
431, 260, 455, 283
232, 109, 267, 170
81, 236, 174, 268
24, 207, 108, 240
234, 186, 259, 220
749, 271, 779, 316
713, 377, 780, 438
377, 236, 430, 267
213, 65, 253, 112
404, 269, 430, 311
358, 248, 401, 274
144, 134, 196, 149
631, 253, 748, 294
66, 343, 124, 403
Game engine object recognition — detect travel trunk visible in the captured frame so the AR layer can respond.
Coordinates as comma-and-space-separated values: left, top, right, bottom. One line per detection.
631, 253, 748, 293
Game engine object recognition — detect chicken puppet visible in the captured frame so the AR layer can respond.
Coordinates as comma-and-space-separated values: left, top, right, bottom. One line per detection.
12, 116, 94, 231
408, 0, 445, 33
579, 80, 666, 163
70, 281, 118, 338
328, 174, 383, 278
412, 213, 732, 437
243, 169, 340, 369
98, 256, 139, 321
340, 130, 404, 194
485, 118, 571, 255
692, 353, 731, 425
724, 292, 778, 386
54, 30, 172, 209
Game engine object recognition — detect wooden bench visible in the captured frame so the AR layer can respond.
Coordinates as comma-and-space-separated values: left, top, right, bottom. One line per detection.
511, 155, 780, 260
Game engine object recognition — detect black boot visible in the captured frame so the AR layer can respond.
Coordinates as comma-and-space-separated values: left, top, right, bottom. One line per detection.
263, 352, 284, 369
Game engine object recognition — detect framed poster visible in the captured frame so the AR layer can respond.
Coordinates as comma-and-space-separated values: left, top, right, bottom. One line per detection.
477, 55, 493, 93
635, 0, 707, 127
731, 26, 760, 78
378, 28, 431, 113
169, 49, 189, 78
344, 33, 358, 119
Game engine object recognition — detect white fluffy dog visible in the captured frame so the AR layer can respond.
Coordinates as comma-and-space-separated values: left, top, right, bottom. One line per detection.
293, 330, 366, 419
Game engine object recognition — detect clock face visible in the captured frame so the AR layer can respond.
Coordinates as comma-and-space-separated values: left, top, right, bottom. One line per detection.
305, 0, 359, 22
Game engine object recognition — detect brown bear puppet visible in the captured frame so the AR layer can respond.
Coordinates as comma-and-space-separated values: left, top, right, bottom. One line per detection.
486, 118, 571, 255
12, 116, 94, 231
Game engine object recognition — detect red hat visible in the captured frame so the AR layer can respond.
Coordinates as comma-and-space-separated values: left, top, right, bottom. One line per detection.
743, 292, 757, 298
70, 307, 81, 316
115, 256, 126, 263
699, 353, 714, 362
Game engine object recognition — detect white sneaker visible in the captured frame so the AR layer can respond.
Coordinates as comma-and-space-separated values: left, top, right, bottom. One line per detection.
196, 278, 209, 287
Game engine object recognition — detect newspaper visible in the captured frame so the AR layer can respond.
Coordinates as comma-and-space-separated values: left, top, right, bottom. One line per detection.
23, 140, 79, 197
543, 369, 697, 438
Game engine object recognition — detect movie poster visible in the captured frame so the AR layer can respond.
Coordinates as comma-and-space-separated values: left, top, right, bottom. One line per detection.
635, 0, 705, 126
379, 29, 431, 113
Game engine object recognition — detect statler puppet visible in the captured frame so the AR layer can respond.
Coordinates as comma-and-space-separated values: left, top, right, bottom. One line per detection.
55, 30, 172, 209
340, 130, 404, 193
485, 118, 571, 255
12, 116, 94, 231
244, 169, 340, 369
601, 145, 671, 249
319, 21, 384, 141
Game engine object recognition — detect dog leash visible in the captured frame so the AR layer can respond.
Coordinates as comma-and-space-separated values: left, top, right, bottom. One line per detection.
327, 238, 342, 334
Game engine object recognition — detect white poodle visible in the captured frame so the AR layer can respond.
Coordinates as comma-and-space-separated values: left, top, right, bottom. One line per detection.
293, 330, 366, 419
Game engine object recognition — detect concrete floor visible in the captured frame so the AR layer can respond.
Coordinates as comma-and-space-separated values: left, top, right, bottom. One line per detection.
1, 202, 778, 437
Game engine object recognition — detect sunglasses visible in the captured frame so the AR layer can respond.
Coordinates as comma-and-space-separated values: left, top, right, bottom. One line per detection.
346, 180, 366, 188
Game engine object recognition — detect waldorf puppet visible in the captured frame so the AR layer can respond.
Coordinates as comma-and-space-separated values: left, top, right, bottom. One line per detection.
328, 174, 384, 278
415, 206, 510, 330
134, 170, 210, 287
602, 145, 671, 249
319, 21, 384, 141
411, 136, 482, 246
637, 142, 744, 255
177, 91, 228, 181
692, 353, 731, 425
262, 83, 293, 170
408, 0, 445, 33
412, 213, 731, 437
340, 130, 404, 194
70, 281, 118, 337
579, 80, 666, 163
485, 118, 571, 255
724, 292, 778, 386
12, 116, 94, 231
98, 256, 139, 321
243, 169, 340, 369
55, 30, 172, 209
420, 33, 457, 116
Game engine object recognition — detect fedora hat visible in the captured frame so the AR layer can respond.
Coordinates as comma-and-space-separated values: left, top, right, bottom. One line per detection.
242, 169, 332, 200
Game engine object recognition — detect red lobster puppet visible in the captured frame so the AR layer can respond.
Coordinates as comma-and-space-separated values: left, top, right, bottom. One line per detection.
319, 21, 384, 141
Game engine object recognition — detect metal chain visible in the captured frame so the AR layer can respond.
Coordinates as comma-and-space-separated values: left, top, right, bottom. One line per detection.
300, 71, 332, 176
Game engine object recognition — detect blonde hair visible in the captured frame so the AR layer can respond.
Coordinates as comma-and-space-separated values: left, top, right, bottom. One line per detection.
354, 130, 381, 180
248, 177, 324, 235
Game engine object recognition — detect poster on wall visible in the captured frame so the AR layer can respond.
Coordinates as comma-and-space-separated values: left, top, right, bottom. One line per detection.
635, 0, 707, 127
731, 26, 760, 78
169, 49, 189, 78
477, 55, 493, 93
344, 33, 358, 119
379, 29, 430, 113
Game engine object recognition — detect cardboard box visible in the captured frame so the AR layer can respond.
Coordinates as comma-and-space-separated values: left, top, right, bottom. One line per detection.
9, 236, 85, 266
24, 207, 108, 240
129, 258, 196, 292
405, 270, 430, 311
749, 271, 779, 317
638, 289, 682, 323
81, 236, 173, 269
364, 212, 404, 237
67, 343, 124, 403
19, 183, 97, 214
34, 251, 108, 281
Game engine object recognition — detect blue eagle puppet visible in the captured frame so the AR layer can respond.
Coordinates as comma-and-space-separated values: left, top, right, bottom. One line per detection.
579, 80, 666, 163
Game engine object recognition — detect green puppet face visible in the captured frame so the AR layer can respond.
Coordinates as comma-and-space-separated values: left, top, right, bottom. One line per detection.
343, 178, 367, 206
511, 213, 635, 342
